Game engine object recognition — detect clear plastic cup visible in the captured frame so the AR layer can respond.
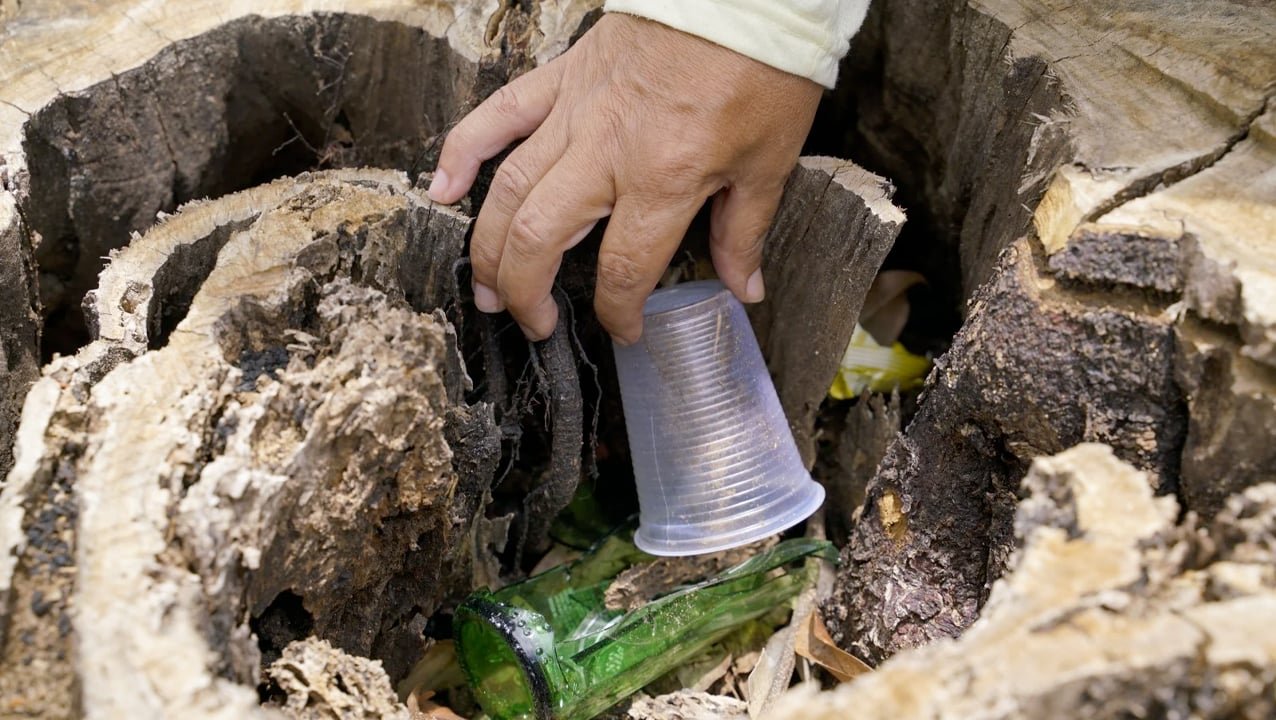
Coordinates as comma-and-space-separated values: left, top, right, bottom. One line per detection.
613, 280, 825, 556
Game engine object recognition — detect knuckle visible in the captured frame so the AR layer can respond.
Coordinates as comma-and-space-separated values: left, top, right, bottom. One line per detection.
490, 85, 521, 118
637, 152, 706, 198
489, 160, 535, 211
596, 250, 648, 296
506, 204, 555, 259
469, 240, 502, 279
735, 229, 767, 258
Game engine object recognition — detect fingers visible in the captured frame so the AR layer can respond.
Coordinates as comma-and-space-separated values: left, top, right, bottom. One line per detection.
595, 193, 703, 344
496, 150, 614, 339
708, 182, 783, 304
429, 62, 564, 204
469, 127, 567, 314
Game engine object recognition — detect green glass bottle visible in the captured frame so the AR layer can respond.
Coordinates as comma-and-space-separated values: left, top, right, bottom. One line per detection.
455, 532, 835, 720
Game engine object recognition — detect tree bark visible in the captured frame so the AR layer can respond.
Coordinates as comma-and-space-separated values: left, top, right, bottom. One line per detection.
788, 445, 1276, 720
828, 0, 1276, 663
749, 158, 904, 467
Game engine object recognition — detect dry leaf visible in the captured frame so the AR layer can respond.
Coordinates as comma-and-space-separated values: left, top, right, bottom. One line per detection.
746, 624, 797, 718
691, 653, 734, 693
793, 610, 872, 683
629, 690, 748, 720
396, 639, 466, 702
415, 700, 467, 720
746, 509, 840, 716
732, 650, 760, 678
529, 542, 583, 576
407, 690, 468, 720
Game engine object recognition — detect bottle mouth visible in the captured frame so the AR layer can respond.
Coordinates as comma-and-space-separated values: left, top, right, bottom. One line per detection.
455, 597, 556, 720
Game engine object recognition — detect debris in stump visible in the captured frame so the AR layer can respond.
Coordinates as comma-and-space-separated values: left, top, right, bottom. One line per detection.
395, 640, 466, 704
827, 270, 931, 401
792, 610, 871, 683
827, 326, 930, 400
269, 637, 410, 720
626, 691, 748, 720
857, 271, 927, 348
604, 537, 778, 612
741, 510, 838, 718
782, 444, 1276, 719
454, 533, 832, 720
405, 692, 468, 720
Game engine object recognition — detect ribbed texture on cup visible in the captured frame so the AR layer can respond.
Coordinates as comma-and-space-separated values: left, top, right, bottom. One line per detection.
614, 281, 825, 556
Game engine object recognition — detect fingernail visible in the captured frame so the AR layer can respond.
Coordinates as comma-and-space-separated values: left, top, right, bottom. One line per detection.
744, 268, 765, 303
473, 281, 504, 313
427, 169, 450, 203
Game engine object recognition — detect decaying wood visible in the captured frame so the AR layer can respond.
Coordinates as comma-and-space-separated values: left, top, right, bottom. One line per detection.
749, 158, 905, 467
627, 691, 748, 720
13, 0, 1270, 716
269, 637, 409, 720
0, 171, 495, 718
0, 2, 909, 718
787, 444, 1276, 719
829, 0, 1276, 662
0, 0, 604, 483
813, 392, 901, 546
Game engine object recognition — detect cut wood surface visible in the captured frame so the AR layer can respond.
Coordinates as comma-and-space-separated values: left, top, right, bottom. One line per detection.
831, 0, 1276, 664
0, 0, 602, 481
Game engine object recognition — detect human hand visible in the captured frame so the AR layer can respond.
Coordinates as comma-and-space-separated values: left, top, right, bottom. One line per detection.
428, 14, 823, 343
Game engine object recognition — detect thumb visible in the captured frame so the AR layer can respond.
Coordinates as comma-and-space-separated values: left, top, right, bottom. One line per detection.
709, 182, 783, 304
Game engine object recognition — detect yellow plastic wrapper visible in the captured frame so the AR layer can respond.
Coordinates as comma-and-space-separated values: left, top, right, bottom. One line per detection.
828, 325, 931, 400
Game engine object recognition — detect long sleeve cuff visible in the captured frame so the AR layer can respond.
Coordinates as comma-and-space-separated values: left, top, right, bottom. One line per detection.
602, 0, 871, 88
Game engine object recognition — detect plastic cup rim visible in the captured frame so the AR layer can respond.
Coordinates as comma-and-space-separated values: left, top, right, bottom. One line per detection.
633, 479, 825, 557
640, 279, 732, 321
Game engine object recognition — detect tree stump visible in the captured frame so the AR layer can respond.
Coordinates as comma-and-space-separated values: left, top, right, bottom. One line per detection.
0, 3, 903, 717
785, 445, 1276, 719
825, 0, 1276, 664
2, 169, 499, 718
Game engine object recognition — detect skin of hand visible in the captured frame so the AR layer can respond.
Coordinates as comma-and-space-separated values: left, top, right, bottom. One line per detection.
428, 13, 823, 344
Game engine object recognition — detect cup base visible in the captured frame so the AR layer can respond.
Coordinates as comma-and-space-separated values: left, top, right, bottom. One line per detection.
633, 480, 826, 557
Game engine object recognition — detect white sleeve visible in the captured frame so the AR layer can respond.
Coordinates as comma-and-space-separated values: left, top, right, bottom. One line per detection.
601, 0, 871, 89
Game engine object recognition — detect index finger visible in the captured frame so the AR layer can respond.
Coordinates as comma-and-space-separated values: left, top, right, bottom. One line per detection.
496, 149, 615, 339
429, 61, 565, 204
594, 193, 703, 344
